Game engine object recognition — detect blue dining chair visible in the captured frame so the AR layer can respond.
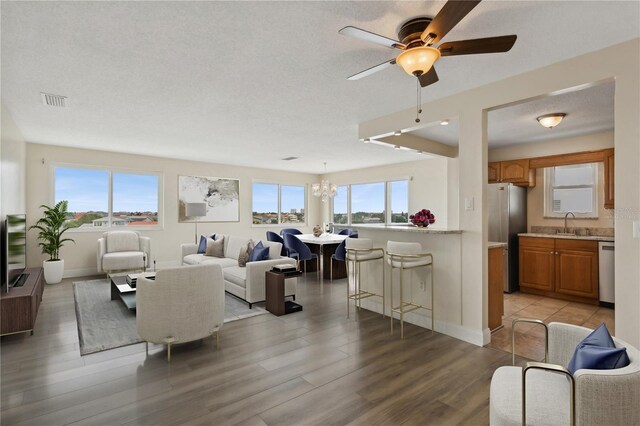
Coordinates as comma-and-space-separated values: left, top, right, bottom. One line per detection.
338, 229, 358, 238
330, 239, 347, 281
283, 233, 319, 280
266, 231, 295, 258
280, 228, 302, 236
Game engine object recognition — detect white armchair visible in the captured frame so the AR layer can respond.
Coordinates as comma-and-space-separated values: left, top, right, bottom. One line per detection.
97, 231, 150, 274
136, 264, 225, 362
490, 321, 640, 425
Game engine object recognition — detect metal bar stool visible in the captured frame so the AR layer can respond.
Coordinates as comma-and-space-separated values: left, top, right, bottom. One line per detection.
345, 238, 385, 319
386, 241, 434, 339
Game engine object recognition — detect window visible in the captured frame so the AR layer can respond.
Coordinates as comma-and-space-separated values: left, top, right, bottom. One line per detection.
389, 180, 409, 223
252, 183, 306, 225
351, 182, 385, 224
545, 163, 598, 218
53, 166, 162, 231
333, 186, 348, 224
332, 179, 409, 225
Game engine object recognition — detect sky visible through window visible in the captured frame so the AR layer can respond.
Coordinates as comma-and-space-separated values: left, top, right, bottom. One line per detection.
55, 168, 158, 213
55, 167, 109, 212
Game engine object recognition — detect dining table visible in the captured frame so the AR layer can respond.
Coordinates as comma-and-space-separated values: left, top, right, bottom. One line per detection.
294, 233, 348, 280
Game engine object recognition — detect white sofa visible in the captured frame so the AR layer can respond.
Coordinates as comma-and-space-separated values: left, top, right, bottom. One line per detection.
97, 230, 150, 274
137, 264, 224, 362
181, 235, 297, 308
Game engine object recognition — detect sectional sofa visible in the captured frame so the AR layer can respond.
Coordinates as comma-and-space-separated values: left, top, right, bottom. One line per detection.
181, 235, 297, 308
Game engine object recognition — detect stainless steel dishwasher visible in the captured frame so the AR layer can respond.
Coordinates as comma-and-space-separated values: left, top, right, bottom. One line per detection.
598, 241, 615, 308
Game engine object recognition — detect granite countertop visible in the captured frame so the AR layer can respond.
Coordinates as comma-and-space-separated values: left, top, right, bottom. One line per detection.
488, 242, 508, 249
518, 233, 614, 242
347, 224, 462, 234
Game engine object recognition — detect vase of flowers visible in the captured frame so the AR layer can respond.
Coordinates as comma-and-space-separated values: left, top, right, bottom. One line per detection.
410, 209, 436, 228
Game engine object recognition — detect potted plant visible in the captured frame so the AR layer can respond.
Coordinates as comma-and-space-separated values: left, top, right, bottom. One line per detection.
30, 200, 75, 284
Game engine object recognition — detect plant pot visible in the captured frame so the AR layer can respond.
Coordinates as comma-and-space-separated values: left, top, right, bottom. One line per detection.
43, 259, 64, 284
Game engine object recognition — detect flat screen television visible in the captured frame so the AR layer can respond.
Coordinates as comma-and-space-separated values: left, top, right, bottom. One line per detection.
2, 214, 26, 292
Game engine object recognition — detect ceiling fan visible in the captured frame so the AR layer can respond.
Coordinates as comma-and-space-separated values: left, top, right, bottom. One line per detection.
339, 0, 517, 88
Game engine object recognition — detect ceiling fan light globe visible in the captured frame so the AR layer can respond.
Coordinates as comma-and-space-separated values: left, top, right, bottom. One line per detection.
396, 46, 441, 77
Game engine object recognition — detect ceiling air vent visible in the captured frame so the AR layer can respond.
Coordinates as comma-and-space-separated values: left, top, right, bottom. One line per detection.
282, 156, 299, 161
41, 93, 67, 107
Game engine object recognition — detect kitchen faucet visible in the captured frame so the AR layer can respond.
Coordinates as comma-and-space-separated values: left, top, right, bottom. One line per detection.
563, 211, 576, 234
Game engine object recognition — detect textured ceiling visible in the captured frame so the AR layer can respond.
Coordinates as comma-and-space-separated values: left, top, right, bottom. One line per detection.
1, 1, 638, 173
411, 80, 615, 147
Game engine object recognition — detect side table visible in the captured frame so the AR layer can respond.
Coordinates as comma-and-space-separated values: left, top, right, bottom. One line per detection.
265, 270, 303, 316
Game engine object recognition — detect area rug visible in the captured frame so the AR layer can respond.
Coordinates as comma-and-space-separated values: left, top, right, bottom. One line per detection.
73, 279, 269, 355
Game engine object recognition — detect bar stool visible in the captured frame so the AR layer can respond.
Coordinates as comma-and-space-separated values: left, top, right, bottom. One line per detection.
345, 238, 385, 319
386, 241, 434, 339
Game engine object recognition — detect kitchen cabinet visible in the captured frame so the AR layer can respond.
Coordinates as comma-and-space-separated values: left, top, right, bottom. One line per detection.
519, 237, 599, 304
487, 160, 536, 187
488, 246, 505, 331
488, 162, 501, 183
604, 148, 614, 209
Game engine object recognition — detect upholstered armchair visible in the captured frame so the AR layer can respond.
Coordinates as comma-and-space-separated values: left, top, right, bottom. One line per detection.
490, 321, 640, 425
97, 231, 150, 274
136, 264, 225, 362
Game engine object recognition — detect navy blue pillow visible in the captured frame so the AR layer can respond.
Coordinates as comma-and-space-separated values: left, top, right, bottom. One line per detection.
248, 241, 269, 262
568, 323, 630, 374
197, 234, 216, 254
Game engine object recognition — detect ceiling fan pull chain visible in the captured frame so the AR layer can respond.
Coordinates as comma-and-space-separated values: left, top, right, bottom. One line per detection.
415, 78, 422, 123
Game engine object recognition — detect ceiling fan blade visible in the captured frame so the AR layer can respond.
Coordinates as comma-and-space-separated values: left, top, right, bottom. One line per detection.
421, 0, 482, 44
439, 35, 517, 56
347, 59, 396, 81
339, 26, 406, 50
418, 67, 439, 87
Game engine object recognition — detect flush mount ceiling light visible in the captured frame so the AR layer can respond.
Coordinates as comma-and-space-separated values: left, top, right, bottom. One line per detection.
394, 145, 401, 150
537, 113, 566, 129
312, 162, 338, 203
440, 119, 450, 126
394, 130, 402, 136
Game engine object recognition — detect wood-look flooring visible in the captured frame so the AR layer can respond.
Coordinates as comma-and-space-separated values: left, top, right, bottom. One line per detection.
1, 274, 518, 425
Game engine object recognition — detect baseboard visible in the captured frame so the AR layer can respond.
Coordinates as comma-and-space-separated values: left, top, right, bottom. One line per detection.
63, 260, 182, 279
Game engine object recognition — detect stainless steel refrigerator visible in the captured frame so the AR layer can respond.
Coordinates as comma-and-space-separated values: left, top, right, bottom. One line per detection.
488, 183, 527, 293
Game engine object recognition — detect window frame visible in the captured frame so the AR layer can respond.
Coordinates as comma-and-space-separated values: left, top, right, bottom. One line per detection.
543, 163, 599, 219
51, 163, 164, 232
331, 178, 410, 225
251, 181, 307, 227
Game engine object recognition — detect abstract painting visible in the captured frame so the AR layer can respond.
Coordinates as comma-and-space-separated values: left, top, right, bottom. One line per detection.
178, 175, 240, 222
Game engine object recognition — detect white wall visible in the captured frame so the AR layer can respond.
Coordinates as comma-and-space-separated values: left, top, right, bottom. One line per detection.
1, 104, 26, 219
490, 131, 615, 230
321, 157, 453, 229
26, 143, 321, 277
360, 39, 640, 347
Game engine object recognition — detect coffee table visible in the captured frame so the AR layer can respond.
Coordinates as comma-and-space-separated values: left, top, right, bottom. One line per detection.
110, 275, 138, 311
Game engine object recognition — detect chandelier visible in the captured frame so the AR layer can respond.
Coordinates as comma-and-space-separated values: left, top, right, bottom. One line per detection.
312, 163, 338, 203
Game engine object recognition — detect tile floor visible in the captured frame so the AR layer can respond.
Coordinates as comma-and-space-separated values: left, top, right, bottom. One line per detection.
487, 292, 615, 361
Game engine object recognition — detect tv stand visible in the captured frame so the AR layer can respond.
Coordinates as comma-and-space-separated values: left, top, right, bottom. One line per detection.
1, 267, 44, 336
12, 273, 29, 288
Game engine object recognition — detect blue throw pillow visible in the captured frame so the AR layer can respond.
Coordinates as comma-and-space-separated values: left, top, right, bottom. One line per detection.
568, 323, 630, 374
197, 234, 216, 254
248, 241, 269, 263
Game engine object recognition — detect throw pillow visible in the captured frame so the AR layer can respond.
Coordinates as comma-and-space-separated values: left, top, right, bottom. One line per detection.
205, 236, 225, 258
248, 241, 269, 263
238, 243, 250, 267
567, 323, 630, 374
246, 239, 255, 260
197, 233, 216, 254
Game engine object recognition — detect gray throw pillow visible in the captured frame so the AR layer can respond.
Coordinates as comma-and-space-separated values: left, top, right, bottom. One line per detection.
205, 236, 224, 258
238, 245, 249, 267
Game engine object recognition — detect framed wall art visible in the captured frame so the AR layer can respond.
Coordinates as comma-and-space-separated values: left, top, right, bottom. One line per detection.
178, 175, 240, 222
